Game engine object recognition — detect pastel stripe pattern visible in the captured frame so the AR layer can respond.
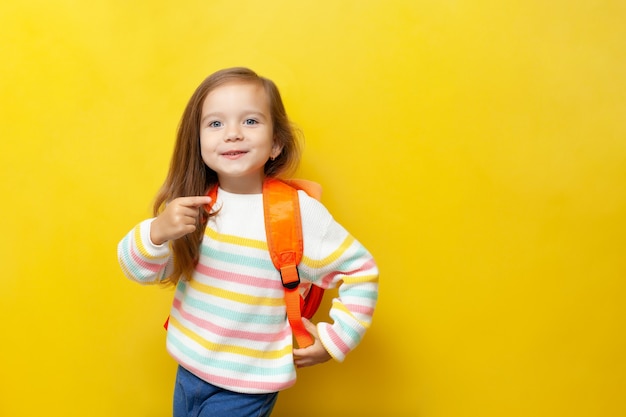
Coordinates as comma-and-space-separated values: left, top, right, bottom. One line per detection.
117, 189, 379, 394
118, 220, 172, 283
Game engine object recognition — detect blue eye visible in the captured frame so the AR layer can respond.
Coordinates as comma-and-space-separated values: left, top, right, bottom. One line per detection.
244, 119, 258, 125
208, 121, 222, 128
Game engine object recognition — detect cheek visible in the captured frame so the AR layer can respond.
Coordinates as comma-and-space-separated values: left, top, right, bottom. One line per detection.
198, 136, 214, 163
199, 133, 215, 151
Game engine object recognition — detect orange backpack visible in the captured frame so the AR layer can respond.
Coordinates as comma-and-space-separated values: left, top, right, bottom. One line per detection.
165, 178, 325, 348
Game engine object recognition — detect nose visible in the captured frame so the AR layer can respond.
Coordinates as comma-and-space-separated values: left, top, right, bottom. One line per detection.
225, 124, 243, 141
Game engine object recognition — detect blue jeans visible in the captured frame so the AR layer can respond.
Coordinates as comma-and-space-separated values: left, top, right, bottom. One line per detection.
173, 366, 278, 417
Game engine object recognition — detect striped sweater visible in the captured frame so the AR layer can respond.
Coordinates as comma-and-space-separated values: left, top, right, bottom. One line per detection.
117, 188, 379, 394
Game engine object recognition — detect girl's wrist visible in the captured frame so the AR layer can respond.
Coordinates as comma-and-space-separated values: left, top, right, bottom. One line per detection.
149, 219, 166, 246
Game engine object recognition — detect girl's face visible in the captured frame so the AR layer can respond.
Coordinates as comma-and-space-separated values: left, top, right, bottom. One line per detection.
199, 81, 282, 194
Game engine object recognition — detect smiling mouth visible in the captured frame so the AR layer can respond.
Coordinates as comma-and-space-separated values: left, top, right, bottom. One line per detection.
222, 151, 247, 156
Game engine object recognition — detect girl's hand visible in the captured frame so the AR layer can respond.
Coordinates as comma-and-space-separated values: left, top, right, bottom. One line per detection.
150, 196, 212, 245
292, 318, 332, 368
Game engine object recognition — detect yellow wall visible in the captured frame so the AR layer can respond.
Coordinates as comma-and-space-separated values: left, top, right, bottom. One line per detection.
1, 1, 624, 416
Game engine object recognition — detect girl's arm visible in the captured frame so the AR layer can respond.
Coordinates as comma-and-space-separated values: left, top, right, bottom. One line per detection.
117, 219, 173, 284
314, 234, 379, 362
297, 195, 380, 363
118, 195, 211, 284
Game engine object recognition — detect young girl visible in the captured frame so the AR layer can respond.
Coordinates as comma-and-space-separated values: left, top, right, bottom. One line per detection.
117, 67, 379, 417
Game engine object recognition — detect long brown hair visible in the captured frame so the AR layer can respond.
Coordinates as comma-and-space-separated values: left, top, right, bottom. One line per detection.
154, 67, 302, 285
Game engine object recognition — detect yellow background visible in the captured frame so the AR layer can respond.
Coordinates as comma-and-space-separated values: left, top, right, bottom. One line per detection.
1, 1, 625, 416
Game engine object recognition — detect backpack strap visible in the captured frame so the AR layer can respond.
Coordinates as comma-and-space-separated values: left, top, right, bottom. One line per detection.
263, 178, 314, 348
280, 179, 325, 321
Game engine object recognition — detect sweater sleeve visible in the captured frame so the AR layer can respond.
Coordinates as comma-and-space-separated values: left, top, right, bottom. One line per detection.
298, 193, 380, 362
117, 218, 174, 284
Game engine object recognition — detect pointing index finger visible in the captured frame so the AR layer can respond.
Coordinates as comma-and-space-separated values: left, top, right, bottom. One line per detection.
180, 195, 213, 208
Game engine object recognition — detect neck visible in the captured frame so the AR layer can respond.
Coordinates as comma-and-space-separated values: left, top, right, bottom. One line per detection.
218, 174, 265, 194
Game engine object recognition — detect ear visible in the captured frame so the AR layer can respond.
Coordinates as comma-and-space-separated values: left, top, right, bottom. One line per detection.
270, 142, 283, 160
